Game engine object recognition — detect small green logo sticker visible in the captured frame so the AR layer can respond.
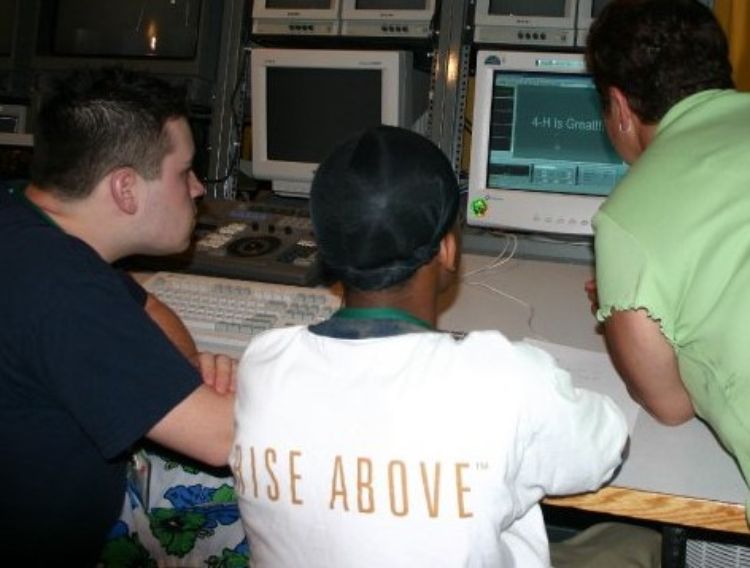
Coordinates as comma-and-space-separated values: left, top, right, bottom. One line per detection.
470, 198, 488, 217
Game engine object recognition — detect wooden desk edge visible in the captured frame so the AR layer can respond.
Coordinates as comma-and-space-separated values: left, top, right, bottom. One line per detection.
544, 486, 748, 535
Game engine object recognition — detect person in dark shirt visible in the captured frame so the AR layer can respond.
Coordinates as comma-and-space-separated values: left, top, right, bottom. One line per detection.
0, 67, 235, 566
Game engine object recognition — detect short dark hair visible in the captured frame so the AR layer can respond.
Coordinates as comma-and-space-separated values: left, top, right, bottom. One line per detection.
310, 126, 459, 291
586, 0, 733, 123
31, 67, 189, 199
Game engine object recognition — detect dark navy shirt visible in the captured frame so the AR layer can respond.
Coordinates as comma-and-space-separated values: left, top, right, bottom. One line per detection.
0, 187, 201, 565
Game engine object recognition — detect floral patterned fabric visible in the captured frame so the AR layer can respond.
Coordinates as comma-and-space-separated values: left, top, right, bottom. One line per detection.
99, 448, 249, 567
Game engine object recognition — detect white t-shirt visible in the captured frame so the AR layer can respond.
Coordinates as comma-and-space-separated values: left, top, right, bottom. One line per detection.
232, 327, 627, 567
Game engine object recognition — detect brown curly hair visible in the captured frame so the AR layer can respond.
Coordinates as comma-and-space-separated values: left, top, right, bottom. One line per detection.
586, 0, 734, 124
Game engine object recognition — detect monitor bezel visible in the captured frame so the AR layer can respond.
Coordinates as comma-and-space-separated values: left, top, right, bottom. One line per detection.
473, 0, 577, 29
250, 47, 412, 198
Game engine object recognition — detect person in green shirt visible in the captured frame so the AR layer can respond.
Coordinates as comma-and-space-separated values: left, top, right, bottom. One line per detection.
585, 0, 750, 520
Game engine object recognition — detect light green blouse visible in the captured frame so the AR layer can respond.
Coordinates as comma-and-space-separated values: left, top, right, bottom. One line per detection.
594, 89, 750, 517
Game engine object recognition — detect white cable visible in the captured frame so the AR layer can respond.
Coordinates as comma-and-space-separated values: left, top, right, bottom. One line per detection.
461, 232, 518, 279
464, 280, 548, 342
457, 232, 551, 341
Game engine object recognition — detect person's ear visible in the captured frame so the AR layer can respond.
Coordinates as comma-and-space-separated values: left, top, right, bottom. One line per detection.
437, 230, 458, 274
109, 167, 139, 215
608, 86, 635, 134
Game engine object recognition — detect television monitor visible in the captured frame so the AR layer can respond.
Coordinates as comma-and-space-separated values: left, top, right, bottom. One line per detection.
0, 138, 33, 184
340, 0, 436, 38
0, 103, 27, 133
252, 0, 342, 36
467, 50, 628, 236
575, 0, 715, 47
0, 103, 32, 183
575, 0, 611, 47
0, 0, 31, 77
473, 0, 577, 47
30, 0, 224, 106
251, 48, 415, 198
0, 0, 17, 64
0, 0, 36, 97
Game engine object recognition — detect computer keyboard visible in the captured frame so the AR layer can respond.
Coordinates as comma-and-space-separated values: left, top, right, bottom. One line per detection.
143, 271, 342, 358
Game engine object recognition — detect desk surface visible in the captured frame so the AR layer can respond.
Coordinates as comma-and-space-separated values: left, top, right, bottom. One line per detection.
149, 252, 748, 534
439, 253, 748, 534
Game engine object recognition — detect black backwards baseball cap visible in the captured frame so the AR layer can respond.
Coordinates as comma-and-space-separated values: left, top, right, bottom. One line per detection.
310, 126, 459, 291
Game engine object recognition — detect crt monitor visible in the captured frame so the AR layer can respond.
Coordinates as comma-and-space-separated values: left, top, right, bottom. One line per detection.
0, 0, 30, 76
0, 0, 17, 65
251, 0, 342, 36
575, 0, 715, 47
30, 0, 224, 106
466, 50, 628, 237
339, 0, 436, 38
250, 48, 415, 198
473, 0, 577, 47
575, 0, 611, 47
0, 103, 27, 133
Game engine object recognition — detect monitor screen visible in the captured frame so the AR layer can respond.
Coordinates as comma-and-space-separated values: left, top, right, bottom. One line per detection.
267, 0, 332, 7
0, 0, 17, 56
0, 103, 26, 133
266, 67, 382, 164
355, 0, 426, 8
30, 0, 223, 107
467, 51, 627, 236
486, 72, 621, 197
48, 0, 200, 59
0, 143, 33, 182
0, 116, 19, 132
591, 0, 610, 17
251, 48, 413, 198
488, 0, 566, 17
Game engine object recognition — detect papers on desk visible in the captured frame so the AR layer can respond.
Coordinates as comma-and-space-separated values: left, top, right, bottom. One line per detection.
525, 339, 641, 434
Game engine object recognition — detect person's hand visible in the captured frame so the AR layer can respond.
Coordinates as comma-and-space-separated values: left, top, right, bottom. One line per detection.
194, 352, 238, 395
584, 278, 599, 316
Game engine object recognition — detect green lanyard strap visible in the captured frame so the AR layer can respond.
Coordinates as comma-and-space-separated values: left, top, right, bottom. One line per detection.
332, 306, 433, 330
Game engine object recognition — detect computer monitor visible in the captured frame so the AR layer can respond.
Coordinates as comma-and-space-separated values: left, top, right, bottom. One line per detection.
0, 0, 36, 98
0, 102, 32, 183
340, 0, 436, 38
0, 103, 27, 133
250, 48, 416, 198
473, 0, 577, 47
30, 0, 224, 106
467, 50, 628, 237
574, 0, 611, 47
252, 0, 342, 36
0, 137, 33, 184
0, 0, 18, 68
575, 0, 715, 47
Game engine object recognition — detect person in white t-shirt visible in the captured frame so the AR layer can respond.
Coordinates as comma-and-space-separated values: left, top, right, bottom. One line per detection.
230, 126, 633, 567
